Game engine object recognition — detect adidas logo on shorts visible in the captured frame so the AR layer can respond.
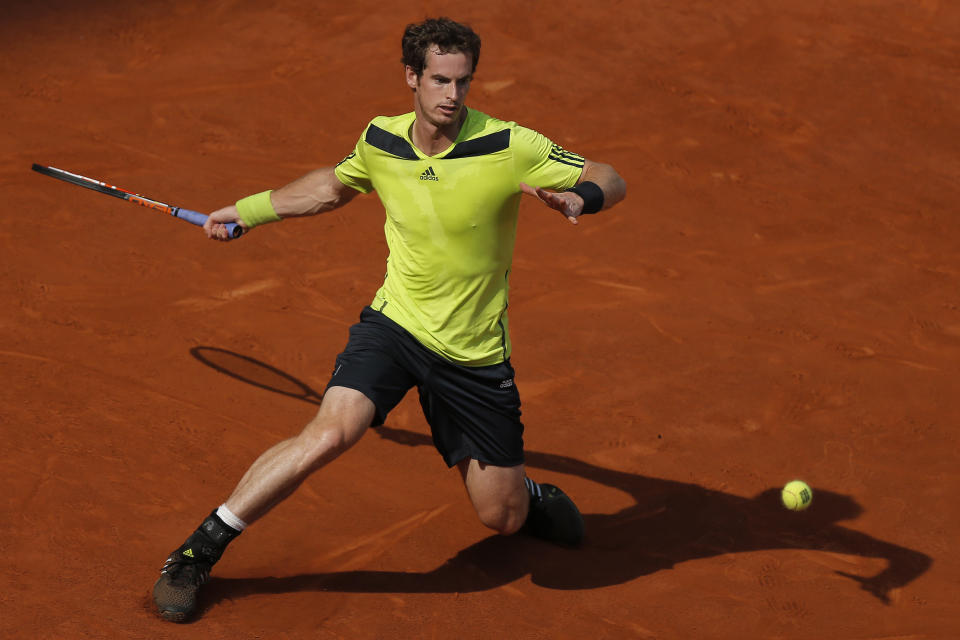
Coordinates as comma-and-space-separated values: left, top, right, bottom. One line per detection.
419, 166, 438, 181
499, 378, 514, 389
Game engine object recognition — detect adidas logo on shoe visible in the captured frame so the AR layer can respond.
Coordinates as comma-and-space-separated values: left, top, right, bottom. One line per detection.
419, 166, 439, 181
153, 511, 241, 623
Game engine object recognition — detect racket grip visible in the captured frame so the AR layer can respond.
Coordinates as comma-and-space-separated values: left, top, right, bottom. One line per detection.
173, 207, 244, 239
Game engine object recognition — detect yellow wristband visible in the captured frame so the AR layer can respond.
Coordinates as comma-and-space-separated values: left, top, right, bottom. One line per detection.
235, 191, 281, 228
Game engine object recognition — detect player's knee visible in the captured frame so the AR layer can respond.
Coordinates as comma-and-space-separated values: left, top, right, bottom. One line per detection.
298, 426, 352, 471
476, 501, 527, 536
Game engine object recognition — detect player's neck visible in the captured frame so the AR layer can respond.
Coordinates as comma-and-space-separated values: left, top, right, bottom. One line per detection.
411, 107, 467, 155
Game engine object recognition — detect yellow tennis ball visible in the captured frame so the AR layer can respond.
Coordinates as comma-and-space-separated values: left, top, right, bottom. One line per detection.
781, 480, 813, 511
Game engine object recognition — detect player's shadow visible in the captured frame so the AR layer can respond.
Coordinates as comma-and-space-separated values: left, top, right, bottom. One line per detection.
190, 347, 932, 612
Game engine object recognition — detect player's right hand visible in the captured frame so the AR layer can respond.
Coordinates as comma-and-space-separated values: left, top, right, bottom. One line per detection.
204, 205, 248, 241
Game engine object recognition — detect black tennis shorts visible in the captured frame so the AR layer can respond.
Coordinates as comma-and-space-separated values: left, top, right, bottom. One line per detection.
325, 307, 524, 468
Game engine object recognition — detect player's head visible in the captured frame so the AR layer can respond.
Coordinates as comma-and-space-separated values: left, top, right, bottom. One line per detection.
401, 17, 481, 78
402, 18, 480, 128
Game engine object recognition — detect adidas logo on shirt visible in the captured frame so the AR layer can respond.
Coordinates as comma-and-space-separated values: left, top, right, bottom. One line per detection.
419, 166, 438, 181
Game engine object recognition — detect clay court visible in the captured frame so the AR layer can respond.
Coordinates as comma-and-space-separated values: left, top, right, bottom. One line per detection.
2, 1, 958, 638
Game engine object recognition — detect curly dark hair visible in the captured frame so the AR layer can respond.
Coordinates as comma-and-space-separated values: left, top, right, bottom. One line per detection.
401, 17, 481, 77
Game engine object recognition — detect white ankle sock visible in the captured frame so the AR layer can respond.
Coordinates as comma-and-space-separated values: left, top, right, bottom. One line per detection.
216, 504, 248, 532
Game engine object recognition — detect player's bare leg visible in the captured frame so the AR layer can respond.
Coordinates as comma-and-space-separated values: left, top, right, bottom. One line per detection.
152, 386, 375, 622
458, 458, 584, 546
224, 386, 375, 523
458, 459, 530, 534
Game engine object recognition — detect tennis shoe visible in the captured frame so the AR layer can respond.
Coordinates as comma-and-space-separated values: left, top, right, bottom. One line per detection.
152, 512, 238, 622
522, 483, 585, 547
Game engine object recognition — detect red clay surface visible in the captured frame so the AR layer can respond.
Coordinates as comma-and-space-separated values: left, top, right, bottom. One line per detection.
2, 1, 958, 638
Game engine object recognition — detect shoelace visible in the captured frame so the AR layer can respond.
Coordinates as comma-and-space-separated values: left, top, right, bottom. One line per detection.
161, 555, 212, 586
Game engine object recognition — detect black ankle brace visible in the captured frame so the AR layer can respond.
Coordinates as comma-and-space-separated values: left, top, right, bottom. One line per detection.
178, 510, 242, 565
200, 510, 242, 548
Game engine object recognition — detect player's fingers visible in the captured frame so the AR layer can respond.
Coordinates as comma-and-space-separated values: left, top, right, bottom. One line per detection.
522, 185, 581, 225
206, 222, 225, 241
544, 192, 580, 219
536, 187, 558, 204
540, 189, 570, 213
519, 182, 540, 198
204, 204, 245, 241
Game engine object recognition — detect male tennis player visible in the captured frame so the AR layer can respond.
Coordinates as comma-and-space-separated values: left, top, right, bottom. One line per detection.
153, 17, 626, 621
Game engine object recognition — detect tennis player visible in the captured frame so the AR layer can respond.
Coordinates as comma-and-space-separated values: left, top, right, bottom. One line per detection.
153, 17, 626, 622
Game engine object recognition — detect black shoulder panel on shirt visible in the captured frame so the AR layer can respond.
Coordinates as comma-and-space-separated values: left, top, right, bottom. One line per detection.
365, 124, 419, 160
443, 129, 511, 159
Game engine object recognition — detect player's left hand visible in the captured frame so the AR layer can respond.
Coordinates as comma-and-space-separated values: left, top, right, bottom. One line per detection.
520, 182, 584, 225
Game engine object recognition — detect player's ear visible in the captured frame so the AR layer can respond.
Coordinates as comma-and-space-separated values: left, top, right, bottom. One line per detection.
404, 65, 419, 91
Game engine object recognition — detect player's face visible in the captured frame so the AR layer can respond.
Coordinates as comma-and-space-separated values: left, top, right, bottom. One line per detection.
407, 47, 473, 128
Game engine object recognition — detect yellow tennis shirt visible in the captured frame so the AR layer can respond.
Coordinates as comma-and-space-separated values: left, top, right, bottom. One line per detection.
334, 108, 584, 366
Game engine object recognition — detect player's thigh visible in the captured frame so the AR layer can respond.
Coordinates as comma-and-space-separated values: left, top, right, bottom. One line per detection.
325, 307, 419, 426
420, 359, 525, 468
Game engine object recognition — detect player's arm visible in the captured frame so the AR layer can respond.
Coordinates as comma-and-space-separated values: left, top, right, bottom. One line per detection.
273, 166, 361, 217
577, 160, 627, 210
520, 159, 626, 225
204, 167, 360, 240
830, 530, 932, 603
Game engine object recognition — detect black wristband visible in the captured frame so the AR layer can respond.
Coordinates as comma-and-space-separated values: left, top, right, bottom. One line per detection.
564, 181, 604, 214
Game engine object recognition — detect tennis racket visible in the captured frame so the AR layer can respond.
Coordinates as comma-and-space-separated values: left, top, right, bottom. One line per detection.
31, 163, 243, 239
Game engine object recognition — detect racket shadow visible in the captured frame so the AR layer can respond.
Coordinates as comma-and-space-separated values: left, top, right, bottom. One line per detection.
190, 346, 323, 405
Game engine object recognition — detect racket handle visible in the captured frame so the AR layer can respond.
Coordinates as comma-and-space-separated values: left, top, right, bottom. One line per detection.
173, 207, 244, 239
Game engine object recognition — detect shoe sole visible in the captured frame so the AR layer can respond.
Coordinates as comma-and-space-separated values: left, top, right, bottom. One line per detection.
158, 609, 189, 623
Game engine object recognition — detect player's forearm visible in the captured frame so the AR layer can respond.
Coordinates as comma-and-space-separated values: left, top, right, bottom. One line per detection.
270, 167, 357, 218
223, 167, 357, 235
580, 162, 626, 211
